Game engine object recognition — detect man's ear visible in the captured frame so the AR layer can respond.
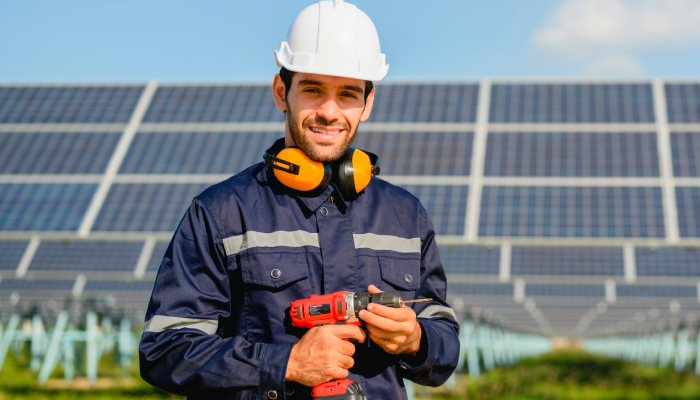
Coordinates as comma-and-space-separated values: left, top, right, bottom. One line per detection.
272, 74, 287, 112
360, 87, 375, 122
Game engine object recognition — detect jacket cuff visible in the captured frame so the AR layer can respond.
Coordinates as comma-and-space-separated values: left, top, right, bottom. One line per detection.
398, 319, 436, 372
259, 342, 294, 399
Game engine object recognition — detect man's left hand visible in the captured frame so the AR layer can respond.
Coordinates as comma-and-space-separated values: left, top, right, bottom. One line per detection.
358, 285, 421, 356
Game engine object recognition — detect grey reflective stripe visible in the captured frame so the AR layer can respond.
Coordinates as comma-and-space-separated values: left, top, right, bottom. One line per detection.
353, 233, 420, 253
144, 315, 218, 335
417, 304, 457, 320
223, 230, 320, 256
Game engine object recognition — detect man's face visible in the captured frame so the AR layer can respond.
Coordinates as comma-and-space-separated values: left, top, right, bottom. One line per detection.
272, 72, 375, 163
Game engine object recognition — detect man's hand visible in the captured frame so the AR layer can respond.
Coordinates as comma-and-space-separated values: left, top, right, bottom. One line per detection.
286, 325, 366, 387
359, 285, 422, 356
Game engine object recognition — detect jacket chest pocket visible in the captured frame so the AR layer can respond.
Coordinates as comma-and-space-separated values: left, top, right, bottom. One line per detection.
378, 256, 420, 300
238, 250, 314, 342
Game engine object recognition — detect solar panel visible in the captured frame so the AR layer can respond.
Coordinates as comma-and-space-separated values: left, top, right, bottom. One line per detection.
0, 132, 121, 174
400, 185, 468, 236
120, 131, 278, 174
479, 186, 665, 238
676, 187, 700, 238
484, 132, 659, 177
635, 247, 700, 276
0, 241, 28, 271
352, 131, 473, 175
0, 86, 143, 123
147, 242, 170, 273
489, 84, 655, 123
447, 283, 513, 296
30, 241, 143, 272
526, 284, 605, 297
142, 86, 284, 123
617, 285, 697, 298
93, 183, 210, 232
511, 247, 623, 276
438, 245, 500, 274
665, 84, 700, 123
671, 132, 700, 177
369, 84, 479, 123
0, 184, 97, 231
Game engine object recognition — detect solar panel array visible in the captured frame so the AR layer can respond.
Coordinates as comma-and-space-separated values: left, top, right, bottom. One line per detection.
1, 80, 700, 338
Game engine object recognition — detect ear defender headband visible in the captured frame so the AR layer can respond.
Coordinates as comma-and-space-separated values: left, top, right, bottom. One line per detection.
263, 139, 380, 198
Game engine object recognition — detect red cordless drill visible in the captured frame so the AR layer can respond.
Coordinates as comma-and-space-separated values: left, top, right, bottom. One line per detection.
289, 291, 431, 399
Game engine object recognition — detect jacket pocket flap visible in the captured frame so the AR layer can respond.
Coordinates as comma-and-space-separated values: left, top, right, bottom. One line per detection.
379, 257, 420, 290
240, 251, 310, 288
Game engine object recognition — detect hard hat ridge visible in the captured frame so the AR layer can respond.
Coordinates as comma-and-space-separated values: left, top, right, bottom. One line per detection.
274, 0, 389, 81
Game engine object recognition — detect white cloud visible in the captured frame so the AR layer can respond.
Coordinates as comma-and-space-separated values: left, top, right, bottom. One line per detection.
532, 0, 700, 74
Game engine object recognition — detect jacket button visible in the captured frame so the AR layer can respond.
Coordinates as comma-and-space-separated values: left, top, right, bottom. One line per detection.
404, 274, 413, 284
267, 390, 278, 399
271, 269, 281, 279
319, 207, 328, 217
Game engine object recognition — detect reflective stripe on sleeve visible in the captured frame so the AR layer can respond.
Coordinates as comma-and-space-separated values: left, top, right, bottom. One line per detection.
223, 230, 320, 256
144, 315, 219, 335
417, 304, 457, 320
353, 233, 420, 253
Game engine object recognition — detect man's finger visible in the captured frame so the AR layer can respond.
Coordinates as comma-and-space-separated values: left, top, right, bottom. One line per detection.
366, 303, 415, 322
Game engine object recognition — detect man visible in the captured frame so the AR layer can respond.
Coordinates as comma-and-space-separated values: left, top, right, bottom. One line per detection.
139, 1, 459, 399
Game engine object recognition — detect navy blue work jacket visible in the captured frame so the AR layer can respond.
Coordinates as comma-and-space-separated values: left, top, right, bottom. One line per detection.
139, 161, 460, 400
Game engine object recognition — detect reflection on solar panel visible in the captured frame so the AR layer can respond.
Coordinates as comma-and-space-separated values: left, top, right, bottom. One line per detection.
671, 132, 700, 177
0, 240, 28, 271
353, 131, 473, 175
511, 247, 623, 276
31, 241, 142, 272
490, 84, 655, 123
676, 187, 700, 238
665, 84, 700, 123
484, 132, 659, 177
0, 86, 143, 123
448, 283, 513, 296
143, 86, 284, 123
93, 184, 210, 232
0, 132, 121, 174
479, 186, 665, 238
635, 247, 700, 276
120, 131, 278, 174
147, 242, 170, 273
617, 285, 697, 297
438, 245, 500, 274
401, 185, 468, 236
0, 184, 96, 231
369, 84, 479, 122
526, 284, 605, 297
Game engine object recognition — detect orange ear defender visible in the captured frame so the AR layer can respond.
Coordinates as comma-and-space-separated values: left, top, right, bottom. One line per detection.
263, 139, 380, 198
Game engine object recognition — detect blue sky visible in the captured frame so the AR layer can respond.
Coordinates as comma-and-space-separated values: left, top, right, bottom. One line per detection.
1, 0, 699, 83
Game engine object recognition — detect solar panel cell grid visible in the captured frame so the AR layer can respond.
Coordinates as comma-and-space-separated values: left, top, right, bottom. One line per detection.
526, 284, 605, 297
511, 247, 623, 276
353, 131, 473, 175
484, 132, 659, 177
0, 86, 143, 123
30, 241, 143, 272
0, 241, 28, 271
0, 184, 96, 231
0, 132, 121, 174
671, 132, 700, 177
120, 131, 279, 174
369, 84, 479, 123
447, 283, 513, 296
142, 86, 284, 123
489, 84, 655, 123
617, 285, 697, 297
635, 247, 700, 276
438, 245, 500, 274
479, 186, 665, 238
665, 84, 700, 123
401, 185, 468, 236
676, 187, 700, 237
93, 183, 210, 232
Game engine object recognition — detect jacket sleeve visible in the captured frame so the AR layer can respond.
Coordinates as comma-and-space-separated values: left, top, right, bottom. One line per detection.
139, 198, 294, 399
398, 205, 460, 386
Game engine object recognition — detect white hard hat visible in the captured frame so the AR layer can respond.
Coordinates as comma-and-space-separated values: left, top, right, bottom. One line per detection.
275, 0, 389, 81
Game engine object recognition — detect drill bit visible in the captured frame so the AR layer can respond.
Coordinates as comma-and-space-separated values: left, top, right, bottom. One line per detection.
400, 298, 432, 307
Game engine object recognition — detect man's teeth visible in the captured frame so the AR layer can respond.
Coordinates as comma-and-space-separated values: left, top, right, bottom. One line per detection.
310, 127, 341, 135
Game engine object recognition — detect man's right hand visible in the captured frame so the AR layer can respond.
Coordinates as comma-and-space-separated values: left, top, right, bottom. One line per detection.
285, 325, 366, 387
